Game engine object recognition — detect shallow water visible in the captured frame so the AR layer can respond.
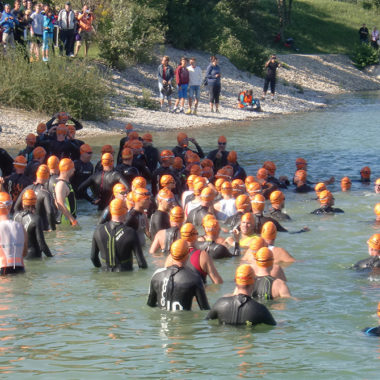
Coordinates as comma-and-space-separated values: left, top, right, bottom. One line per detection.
1, 92, 380, 378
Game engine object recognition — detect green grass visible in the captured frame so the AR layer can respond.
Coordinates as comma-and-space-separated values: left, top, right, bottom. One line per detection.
255, 0, 380, 54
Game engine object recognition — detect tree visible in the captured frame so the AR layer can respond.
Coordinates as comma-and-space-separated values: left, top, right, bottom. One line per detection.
276, 0, 293, 40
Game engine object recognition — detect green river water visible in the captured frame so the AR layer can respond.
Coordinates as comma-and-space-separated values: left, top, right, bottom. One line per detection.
1, 92, 380, 379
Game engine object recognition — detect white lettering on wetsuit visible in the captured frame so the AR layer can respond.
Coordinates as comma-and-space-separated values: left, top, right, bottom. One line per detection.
160, 276, 184, 311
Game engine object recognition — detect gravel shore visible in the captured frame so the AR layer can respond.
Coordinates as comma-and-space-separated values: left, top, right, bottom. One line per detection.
1, 48, 380, 147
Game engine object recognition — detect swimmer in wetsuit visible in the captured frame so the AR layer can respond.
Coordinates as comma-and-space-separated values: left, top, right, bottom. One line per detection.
72, 144, 94, 200
24, 146, 47, 181
363, 302, 380, 336
352, 233, 380, 270
150, 206, 184, 255
147, 239, 210, 311
115, 148, 140, 188
206, 264, 276, 326
14, 189, 52, 259
341, 177, 352, 192
311, 190, 344, 215
263, 161, 289, 189
360, 166, 371, 183
187, 187, 216, 227
224, 194, 251, 230
91, 198, 147, 272
225, 212, 257, 250
0, 192, 27, 275
268, 190, 291, 221
149, 188, 174, 241
98, 183, 128, 225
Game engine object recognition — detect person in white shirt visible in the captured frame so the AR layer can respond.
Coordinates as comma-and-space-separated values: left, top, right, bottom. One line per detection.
30, 4, 44, 61
186, 57, 202, 115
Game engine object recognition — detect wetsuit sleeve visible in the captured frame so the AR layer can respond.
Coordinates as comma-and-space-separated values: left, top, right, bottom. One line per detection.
193, 142, 204, 159
78, 175, 95, 204
70, 117, 83, 131
97, 208, 110, 225
147, 275, 158, 307
273, 219, 287, 232
151, 170, 159, 197
260, 306, 277, 326
195, 281, 210, 310
205, 302, 219, 320
43, 192, 56, 231
45, 116, 56, 130
90, 229, 101, 267
35, 216, 53, 257
115, 172, 130, 192
132, 230, 148, 269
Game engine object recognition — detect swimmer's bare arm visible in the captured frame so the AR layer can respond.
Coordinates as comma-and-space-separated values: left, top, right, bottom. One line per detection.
273, 247, 296, 263
271, 264, 287, 281
0, 177, 4, 191
273, 279, 291, 298
201, 251, 223, 284
133, 230, 148, 269
149, 229, 165, 254
55, 181, 76, 224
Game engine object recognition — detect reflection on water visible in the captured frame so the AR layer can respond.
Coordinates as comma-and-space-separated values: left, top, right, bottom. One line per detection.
1, 92, 380, 377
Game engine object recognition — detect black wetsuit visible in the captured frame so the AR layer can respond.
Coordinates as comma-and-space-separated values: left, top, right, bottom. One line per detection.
91, 221, 147, 271
352, 256, 380, 270
268, 175, 289, 189
187, 205, 212, 227
206, 149, 229, 172
295, 184, 314, 193
14, 183, 56, 231
253, 213, 287, 234
3, 173, 32, 207
150, 210, 170, 241
47, 174, 59, 196
197, 240, 233, 259
14, 210, 52, 259
0, 148, 14, 176
206, 294, 276, 326
45, 116, 83, 131
143, 145, 160, 173
251, 275, 275, 300
68, 139, 84, 161
363, 326, 380, 336
78, 169, 129, 210
183, 192, 195, 207
311, 206, 344, 215
132, 155, 152, 182
231, 162, 247, 181
225, 211, 244, 229
18, 146, 34, 164
151, 166, 180, 197
125, 208, 143, 231
147, 265, 210, 311
72, 160, 94, 200
172, 143, 204, 161
163, 227, 181, 254
24, 160, 42, 181
115, 163, 140, 187
48, 139, 77, 159
94, 160, 103, 173
268, 208, 291, 221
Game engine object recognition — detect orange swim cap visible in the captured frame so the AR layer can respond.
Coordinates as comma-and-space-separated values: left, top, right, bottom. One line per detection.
13, 155, 27, 169
80, 144, 92, 154
170, 239, 189, 261
157, 188, 174, 202
126, 192, 134, 208
296, 157, 307, 169
186, 174, 198, 189
340, 177, 351, 191
269, 190, 285, 206
360, 166, 371, 179
235, 264, 255, 286
202, 166, 213, 179
190, 164, 202, 176
160, 149, 174, 160
367, 233, 380, 250
180, 223, 198, 243
59, 158, 74, 172
33, 146, 46, 160
188, 153, 200, 164
375, 178, 380, 186
121, 148, 133, 160
170, 206, 185, 223
218, 135, 227, 144
177, 132, 188, 145
246, 182, 262, 197
257, 168, 268, 180
201, 158, 213, 168
214, 178, 226, 192
160, 174, 175, 187
295, 169, 307, 182
251, 194, 266, 212
101, 153, 114, 166
377, 302, 380, 318
215, 168, 231, 181
132, 187, 151, 203
173, 157, 183, 170
109, 198, 128, 216
227, 151, 237, 164
0, 192, 12, 215
113, 183, 127, 197
128, 131, 139, 141
132, 176, 146, 189
26, 133, 36, 145
125, 123, 134, 131
22, 189, 37, 207
261, 221, 277, 240
56, 124, 68, 136
221, 181, 233, 196
37, 123, 47, 134
235, 194, 250, 211
241, 212, 254, 224
101, 144, 114, 154
249, 236, 267, 254
314, 182, 326, 194
255, 247, 274, 268
202, 214, 217, 227
374, 203, 380, 216
318, 190, 333, 205
142, 133, 153, 142
127, 140, 143, 151
36, 164, 50, 180
245, 175, 256, 186
193, 181, 206, 196
67, 124, 76, 135
203, 218, 219, 234
263, 161, 276, 176
200, 187, 215, 201
232, 179, 245, 196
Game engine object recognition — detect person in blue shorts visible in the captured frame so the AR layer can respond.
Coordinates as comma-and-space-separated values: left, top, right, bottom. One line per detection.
172, 57, 189, 113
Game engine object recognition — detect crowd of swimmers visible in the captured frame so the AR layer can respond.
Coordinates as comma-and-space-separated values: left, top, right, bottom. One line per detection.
0, 114, 379, 331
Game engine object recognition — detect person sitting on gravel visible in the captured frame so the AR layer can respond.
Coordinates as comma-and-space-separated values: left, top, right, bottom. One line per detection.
157, 55, 174, 111
238, 90, 261, 111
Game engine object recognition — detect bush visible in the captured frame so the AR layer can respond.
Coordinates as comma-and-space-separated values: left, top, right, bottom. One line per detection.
98, 0, 166, 67
0, 48, 111, 120
350, 43, 379, 69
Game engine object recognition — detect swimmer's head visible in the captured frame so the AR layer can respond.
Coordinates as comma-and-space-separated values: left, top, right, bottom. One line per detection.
235, 264, 255, 286
231, 179, 245, 197
132, 187, 151, 203
189, 164, 202, 176
142, 133, 153, 143
202, 166, 213, 179
170, 206, 184, 224
201, 158, 213, 169
203, 218, 220, 238
314, 182, 326, 195
126, 192, 134, 210
263, 161, 276, 176
22, 189, 37, 207
255, 247, 274, 268
251, 194, 266, 213
32, 146, 46, 161
221, 181, 233, 196
375, 178, 380, 194
177, 132, 188, 147
180, 223, 198, 243
36, 122, 47, 135
170, 239, 189, 262
247, 182, 262, 198
200, 187, 215, 204
59, 158, 74, 173
0, 192, 12, 216
112, 183, 128, 198
296, 157, 307, 170
367, 233, 380, 254
374, 203, 380, 219
214, 178, 225, 192
13, 155, 27, 170
160, 149, 174, 164
132, 176, 146, 190
193, 181, 206, 196
340, 177, 351, 192
109, 198, 128, 217
202, 214, 217, 228
318, 190, 334, 206
160, 174, 176, 189
101, 144, 114, 154
360, 166, 371, 180
227, 150, 237, 164
121, 148, 133, 160
125, 123, 134, 132
26, 133, 36, 146
245, 175, 256, 187
157, 188, 175, 210
172, 157, 183, 170
128, 131, 139, 141
235, 194, 251, 212
269, 190, 285, 208
36, 164, 50, 181
294, 169, 307, 184
101, 153, 114, 167
249, 236, 267, 256
257, 168, 268, 180
261, 221, 277, 242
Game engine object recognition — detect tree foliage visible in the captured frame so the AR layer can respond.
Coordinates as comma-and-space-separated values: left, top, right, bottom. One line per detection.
276, 0, 293, 40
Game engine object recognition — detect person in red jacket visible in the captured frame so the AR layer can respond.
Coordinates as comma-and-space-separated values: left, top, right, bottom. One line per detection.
172, 57, 189, 113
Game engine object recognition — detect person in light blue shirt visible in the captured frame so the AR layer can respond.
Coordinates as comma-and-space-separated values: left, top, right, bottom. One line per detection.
0, 3, 18, 51
42, 7, 54, 62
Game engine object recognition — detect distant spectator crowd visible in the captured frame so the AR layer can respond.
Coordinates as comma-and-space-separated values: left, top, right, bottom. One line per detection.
0, 1, 95, 61
359, 23, 379, 49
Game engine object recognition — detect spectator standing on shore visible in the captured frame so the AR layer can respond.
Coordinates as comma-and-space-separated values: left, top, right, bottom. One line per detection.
157, 55, 174, 111
205, 56, 221, 113
30, 3, 44, 61
187, 57, 202, 115
359, 23, 369, 44
172, 57, 190, 113
42, 6, 54, 62
11, 1, 26, 47
371, 26, 379, 49
0, 3, 18, 52
58, 1, 75, 57
262, 54, 281, 101
74, 4, 94, 57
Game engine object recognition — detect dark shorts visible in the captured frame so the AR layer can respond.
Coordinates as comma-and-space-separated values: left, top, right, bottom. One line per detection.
32, 33, 43, 45
0, 266, 25, 275
209, 83, 221, 104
